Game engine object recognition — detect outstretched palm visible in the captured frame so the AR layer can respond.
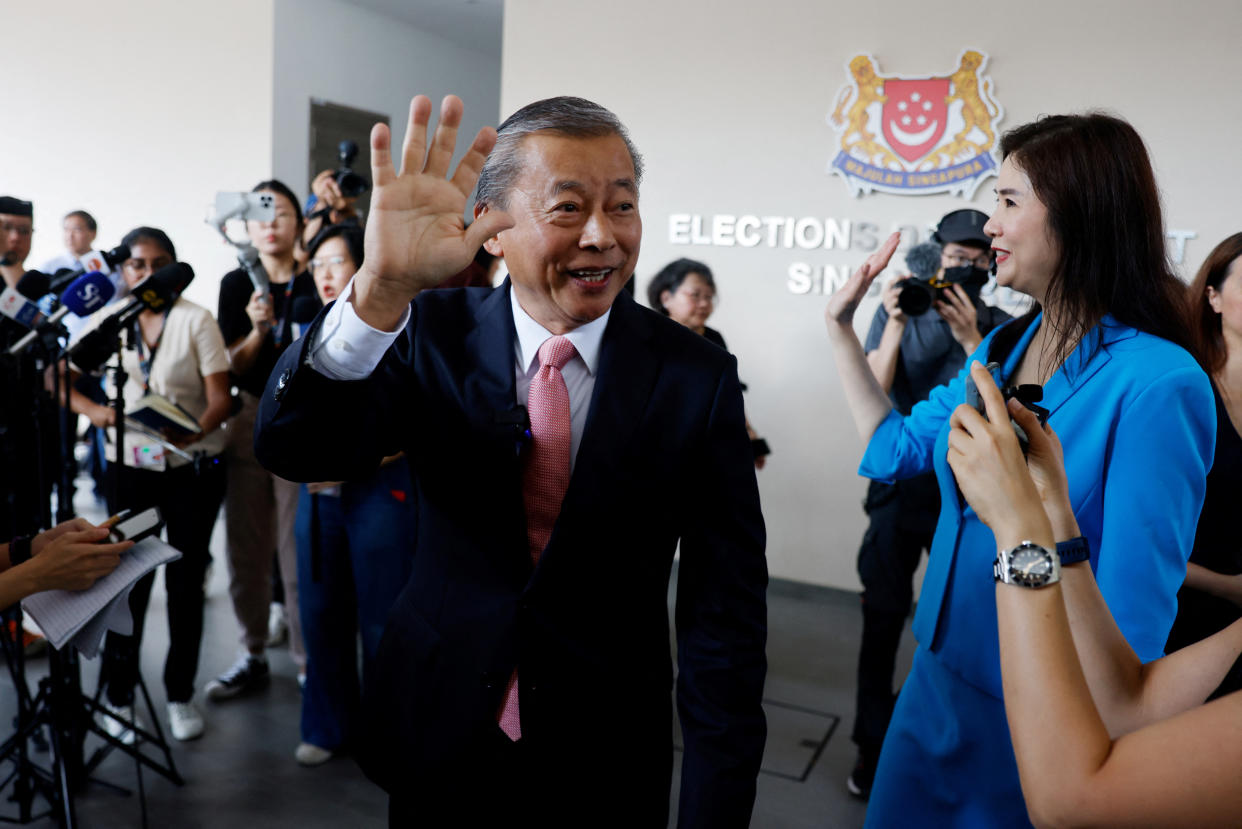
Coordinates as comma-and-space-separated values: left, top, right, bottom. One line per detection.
824, 231, 901, 328
353, 94, 514, 329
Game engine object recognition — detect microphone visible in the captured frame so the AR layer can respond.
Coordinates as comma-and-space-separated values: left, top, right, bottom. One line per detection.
0, 271, 52, 328
76, 244, 131, 278
905, 241, 943, 283
68, 262, 194, 371
8, 272, 115, 356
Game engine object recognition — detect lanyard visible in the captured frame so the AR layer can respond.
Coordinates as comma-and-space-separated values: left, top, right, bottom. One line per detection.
134, 311, 169, 393
270, 277, 296, 347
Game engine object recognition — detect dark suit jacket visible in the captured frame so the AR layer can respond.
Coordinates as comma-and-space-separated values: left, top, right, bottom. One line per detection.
255, 283, 768, 827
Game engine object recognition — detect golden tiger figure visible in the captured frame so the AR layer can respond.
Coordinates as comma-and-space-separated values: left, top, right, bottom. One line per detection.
830, 55, 902, 169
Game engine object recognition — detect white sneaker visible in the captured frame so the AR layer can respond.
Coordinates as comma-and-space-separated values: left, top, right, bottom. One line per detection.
266, 602, 289, 647
167, 701, 205, 741
99, 702, 137, 746
294, 742, 332, 766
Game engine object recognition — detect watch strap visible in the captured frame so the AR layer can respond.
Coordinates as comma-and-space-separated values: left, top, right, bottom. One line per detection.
1056, 536, 1090, 566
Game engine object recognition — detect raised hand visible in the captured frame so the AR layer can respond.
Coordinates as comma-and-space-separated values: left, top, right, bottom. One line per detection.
352, 94, 515, 331
824, 231, 901, 331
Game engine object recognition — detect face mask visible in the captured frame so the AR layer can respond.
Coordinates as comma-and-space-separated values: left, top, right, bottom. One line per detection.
942, 264, 989, 293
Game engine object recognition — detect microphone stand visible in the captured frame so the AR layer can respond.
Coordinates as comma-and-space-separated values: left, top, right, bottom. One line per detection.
0, 318, 183, 829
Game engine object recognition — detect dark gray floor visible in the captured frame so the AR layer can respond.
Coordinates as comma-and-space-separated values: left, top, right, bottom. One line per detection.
0, 484, 915, 828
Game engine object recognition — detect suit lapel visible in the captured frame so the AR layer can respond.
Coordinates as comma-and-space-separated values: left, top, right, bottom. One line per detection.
1033, 314, 1135, 418
464, 281, 530, 581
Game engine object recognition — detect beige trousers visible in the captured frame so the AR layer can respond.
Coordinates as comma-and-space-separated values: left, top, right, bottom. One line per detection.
222, 392, 304, 668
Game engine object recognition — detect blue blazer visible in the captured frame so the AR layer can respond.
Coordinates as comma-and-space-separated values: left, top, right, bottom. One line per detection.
254, 284, 768, 828
861, 313, 1215, 696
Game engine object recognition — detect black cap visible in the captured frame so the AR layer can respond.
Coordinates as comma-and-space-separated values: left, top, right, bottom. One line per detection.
0, 197, 33, 218
933, 209, 990, 249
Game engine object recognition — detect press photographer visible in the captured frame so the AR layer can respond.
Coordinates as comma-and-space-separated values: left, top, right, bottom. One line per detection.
301, 139, 369, 248
845, 207, 1012, 798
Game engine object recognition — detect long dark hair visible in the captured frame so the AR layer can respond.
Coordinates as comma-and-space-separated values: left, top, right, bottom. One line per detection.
1189, 233, 1242, 376
987, 113, 1196, 372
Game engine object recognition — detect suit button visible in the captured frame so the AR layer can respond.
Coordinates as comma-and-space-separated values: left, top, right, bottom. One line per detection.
273, 369, 291, 401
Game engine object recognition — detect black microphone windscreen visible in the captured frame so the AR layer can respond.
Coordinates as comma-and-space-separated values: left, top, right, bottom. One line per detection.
130, 262, 193, 315
149, 262, 195, 295
49, 267, 83, 294
67, 324, 117, 373
16, 270, 51, 300
905, 242, 943, 282
106, 244, 131, 268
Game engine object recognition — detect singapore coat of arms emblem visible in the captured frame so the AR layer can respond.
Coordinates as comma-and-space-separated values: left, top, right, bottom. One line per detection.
827, 50, 1003, 197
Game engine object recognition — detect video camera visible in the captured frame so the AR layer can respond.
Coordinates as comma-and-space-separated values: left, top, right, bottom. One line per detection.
335, 140, 370, 199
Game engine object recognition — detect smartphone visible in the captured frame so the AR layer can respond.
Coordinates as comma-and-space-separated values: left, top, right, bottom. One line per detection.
213, 191, 275, 223
106, 507, 164, 544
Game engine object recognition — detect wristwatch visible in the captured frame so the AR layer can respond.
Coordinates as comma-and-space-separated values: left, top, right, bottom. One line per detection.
994, 540, 1061, 588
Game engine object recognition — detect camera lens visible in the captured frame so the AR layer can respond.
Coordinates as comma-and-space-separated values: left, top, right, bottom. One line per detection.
897, 281, 933, 316
335, 170, 370, 198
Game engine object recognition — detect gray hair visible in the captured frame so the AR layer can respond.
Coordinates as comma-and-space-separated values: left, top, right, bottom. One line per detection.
475, 96, 644, 210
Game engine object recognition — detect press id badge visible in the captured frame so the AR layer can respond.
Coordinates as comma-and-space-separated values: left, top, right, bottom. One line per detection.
132, 443, 166, 470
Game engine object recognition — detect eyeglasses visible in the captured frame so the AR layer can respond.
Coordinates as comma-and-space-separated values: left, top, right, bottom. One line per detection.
676, 289, 715, 304
2, 223, 32, 237
943, 252, 991, 269
123, 258, 171, 275
310, 255, 349, 272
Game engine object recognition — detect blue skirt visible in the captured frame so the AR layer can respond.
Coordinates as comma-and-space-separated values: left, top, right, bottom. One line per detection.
864, 646, 1033, 828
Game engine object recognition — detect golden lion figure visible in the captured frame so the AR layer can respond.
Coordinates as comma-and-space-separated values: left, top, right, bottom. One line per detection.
830, 55, 902, 168
926, 51, 999, 166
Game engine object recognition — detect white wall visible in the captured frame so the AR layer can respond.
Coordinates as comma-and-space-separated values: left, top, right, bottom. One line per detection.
272, 0, 502, 205
2, 0, 276, 312
502, 0, 1242, 588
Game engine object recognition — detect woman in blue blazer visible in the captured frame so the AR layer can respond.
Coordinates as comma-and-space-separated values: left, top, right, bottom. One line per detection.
824, 113, 1215, 827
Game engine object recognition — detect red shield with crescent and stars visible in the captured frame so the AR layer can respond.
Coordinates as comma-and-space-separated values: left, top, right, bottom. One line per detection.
881, 78, 950, 163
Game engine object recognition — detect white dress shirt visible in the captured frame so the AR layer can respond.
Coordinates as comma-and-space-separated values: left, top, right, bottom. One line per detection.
308, 278, 609, 472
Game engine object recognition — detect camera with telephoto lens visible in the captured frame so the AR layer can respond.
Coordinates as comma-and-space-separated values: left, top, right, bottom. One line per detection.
335, 140, 370, 198
964, 361, 1050, 455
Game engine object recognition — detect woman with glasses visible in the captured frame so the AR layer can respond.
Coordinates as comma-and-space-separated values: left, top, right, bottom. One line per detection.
67, 226, 232, 742
211, 180, 321, 700
291, 223, 416, 766
648, 258, 768, 467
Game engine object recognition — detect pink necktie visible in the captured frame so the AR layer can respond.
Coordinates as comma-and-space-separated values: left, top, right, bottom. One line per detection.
498, 335, 577, 741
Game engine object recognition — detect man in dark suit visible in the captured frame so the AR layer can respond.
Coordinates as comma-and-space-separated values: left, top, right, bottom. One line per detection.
255, 94, 767, 827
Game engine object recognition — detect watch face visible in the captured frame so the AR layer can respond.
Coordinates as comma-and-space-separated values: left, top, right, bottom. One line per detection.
1010, 547, 1055, 588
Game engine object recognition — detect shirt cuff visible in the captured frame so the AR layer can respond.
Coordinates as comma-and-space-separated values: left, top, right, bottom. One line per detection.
307, 278, 409, 381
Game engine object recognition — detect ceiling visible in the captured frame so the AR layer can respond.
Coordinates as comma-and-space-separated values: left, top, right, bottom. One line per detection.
341, 0, 504, 55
